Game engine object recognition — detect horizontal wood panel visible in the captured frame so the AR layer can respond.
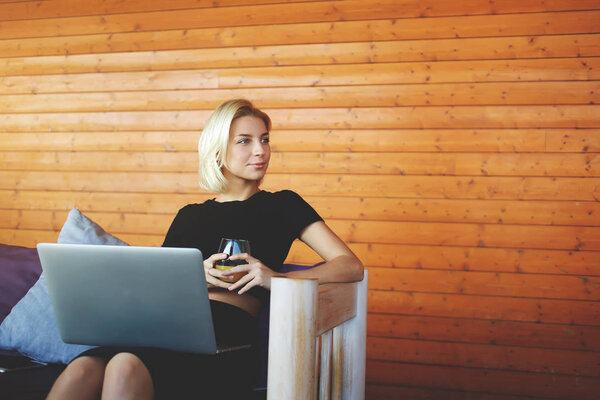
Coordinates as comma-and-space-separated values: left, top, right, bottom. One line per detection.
3, 189, 598, 226
369, 291, 600, 326
2, 35, 598, 75
266, 105, 600, 129
0, 0, 323, 22
3, 151, 599, 177
0, 71, 222, 95
367, 337, 600, 376
0, 227, 158, 247
287, 242, 600, 275
3, 71, 599, 98
1, 82, 598, 108
4, 209, 598, 250
2, 0, 597, 23
2, 10, 599, 58
217, 58, 600, 86
366, 360, 600, 399
1, 171, 598, 200
0, 228, 59, 246
0, 0, 419, 40
3, 58, 598, 85
365, 384, 540, 400
329, 220, 600, 251
0, 129, 555, 153
367, 268, 600, 300
2, 1, 598, 41
3, 128, 599, 153
367, 313, 600, 351
0, 106, 599, 131
548, 130, 600, 152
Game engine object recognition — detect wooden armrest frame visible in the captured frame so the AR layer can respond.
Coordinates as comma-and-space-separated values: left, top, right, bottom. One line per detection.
267, 270, 368, 400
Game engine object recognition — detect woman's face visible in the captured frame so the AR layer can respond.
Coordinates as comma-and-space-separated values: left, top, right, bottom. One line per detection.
223, 115, 271, 185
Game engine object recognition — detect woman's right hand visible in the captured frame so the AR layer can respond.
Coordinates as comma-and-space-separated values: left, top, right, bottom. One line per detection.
203, 253, 231, 289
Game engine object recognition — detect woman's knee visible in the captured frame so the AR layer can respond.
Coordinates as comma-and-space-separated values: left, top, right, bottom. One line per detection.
104, 352, 153, 386
64, 356, 106, 383
49, 356, 106, 396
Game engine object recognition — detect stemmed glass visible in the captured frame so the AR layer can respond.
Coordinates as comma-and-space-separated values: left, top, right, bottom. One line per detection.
215, 238, 250, 283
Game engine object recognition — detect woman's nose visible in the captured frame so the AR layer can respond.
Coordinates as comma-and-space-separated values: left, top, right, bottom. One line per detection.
252, 141, 265, 155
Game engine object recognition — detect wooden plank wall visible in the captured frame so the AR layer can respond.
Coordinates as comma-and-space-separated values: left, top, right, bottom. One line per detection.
0, 0, 599, 398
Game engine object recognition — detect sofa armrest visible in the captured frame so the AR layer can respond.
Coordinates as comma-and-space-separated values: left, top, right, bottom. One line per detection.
267, 270, 368, 400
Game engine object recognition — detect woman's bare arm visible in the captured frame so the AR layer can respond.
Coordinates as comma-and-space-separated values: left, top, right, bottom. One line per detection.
285, 221, 364, 284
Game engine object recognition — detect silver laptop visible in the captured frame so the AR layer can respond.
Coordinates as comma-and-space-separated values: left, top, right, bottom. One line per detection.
37, 243, 248, 354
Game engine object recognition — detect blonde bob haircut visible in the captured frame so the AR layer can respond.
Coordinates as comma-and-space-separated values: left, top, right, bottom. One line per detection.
198, 99, 271, 193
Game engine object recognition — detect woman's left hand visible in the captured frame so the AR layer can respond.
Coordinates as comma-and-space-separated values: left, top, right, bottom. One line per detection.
209, 253, 278, 294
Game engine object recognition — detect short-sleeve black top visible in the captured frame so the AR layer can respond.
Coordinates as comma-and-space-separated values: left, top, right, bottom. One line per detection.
162, 190, 322, 273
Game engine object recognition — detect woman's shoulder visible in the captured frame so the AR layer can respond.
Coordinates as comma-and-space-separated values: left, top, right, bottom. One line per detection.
176, 199, 215, 214
263, 189, 303, 200
260, 190, 314, 210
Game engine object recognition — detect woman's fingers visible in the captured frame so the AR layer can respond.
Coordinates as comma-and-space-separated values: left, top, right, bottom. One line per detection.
226, 263, 274, 293
204, 253, 227, 266
206, 271, 231, 288
228, 271, 259, 294
203, 253, 227, 273
207, 254, 272, 293
217, 263, 250, 277
203, 253, 229, 288
227, 253, 255, 263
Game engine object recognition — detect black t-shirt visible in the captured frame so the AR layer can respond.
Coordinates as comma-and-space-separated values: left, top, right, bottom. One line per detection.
162, 190, 323, 272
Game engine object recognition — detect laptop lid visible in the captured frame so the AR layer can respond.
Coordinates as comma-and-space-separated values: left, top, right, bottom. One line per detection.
37, 243, 219, 355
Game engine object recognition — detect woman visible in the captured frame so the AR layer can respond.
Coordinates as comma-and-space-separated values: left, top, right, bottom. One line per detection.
46, 99, 363, 400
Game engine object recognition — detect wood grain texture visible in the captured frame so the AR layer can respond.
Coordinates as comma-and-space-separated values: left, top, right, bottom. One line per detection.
4, 128, 599, 153
1, 171, 599, 200
367, 337, 600, 376
367, 313, 600, 351
2, 34, 598, 77
366, 361, 600, 399
287, 242, 600, 275
3, 57, 598, 81
6, 209, 599, 251
1, 1, 599, 398
1, 0, 598, 23
3, 189, 598, 226
0, 106, 599, 131
368, 291, 600, 326
1, 10, 599, 58
0, 0, 324, 22
3, 151, 600, 178
1, 82, 598, 108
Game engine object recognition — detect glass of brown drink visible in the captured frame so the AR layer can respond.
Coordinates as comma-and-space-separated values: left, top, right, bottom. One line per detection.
215, 238, 250, 283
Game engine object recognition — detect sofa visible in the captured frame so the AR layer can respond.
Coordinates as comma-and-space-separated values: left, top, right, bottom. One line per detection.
0, 209, 270, 399
0, 208, 329, 399
0, 242, 67, 399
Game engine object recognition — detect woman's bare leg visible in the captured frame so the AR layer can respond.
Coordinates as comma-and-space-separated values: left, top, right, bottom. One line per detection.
46, 356, 107, 400
101, 352, 154, 400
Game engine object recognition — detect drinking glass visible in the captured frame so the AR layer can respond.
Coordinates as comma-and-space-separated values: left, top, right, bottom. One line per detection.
215, 238, 251, 283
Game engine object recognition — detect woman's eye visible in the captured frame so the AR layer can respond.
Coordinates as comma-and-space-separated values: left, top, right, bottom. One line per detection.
261, 138, 270, 144
238, 139, 249, 144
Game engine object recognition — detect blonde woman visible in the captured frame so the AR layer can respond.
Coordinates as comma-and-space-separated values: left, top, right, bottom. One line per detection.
47, 99, 363, 400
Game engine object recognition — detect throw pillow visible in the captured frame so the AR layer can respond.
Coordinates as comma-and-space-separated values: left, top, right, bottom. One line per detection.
0, 244, 43, 325
57, 208, 128, 246
0, 208, 128, 364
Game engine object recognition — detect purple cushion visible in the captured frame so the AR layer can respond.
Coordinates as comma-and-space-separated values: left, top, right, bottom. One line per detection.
0, 244, 42, 325
280, 262, 323, 273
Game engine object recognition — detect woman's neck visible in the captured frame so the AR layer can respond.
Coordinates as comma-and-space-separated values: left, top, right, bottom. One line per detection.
215, 184, 260, 203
